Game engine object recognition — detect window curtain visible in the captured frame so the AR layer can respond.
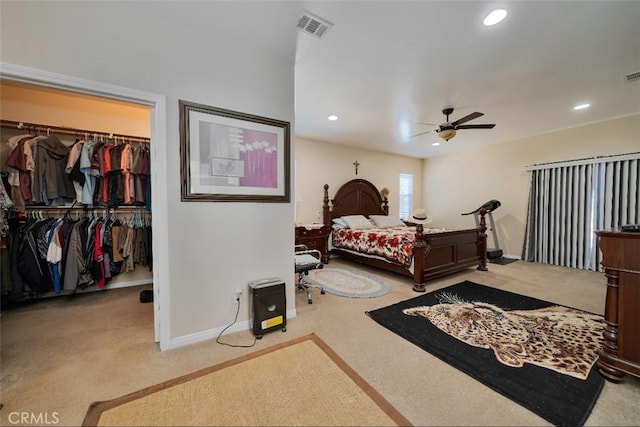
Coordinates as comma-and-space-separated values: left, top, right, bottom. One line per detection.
522, 153, 639, 271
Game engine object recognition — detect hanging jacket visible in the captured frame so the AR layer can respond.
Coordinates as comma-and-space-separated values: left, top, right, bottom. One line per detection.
5, 136, 35, 205
75, 218, 94, 289
93, 220, 105, 288
8, 221, 29, 300
32, 135, 75, 204
46, 219, 63, 293
60, 219, 81, 291
16, 218, 55, 293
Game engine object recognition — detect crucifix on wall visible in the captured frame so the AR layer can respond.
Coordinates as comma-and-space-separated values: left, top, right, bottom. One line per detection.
353, 160, 360, 175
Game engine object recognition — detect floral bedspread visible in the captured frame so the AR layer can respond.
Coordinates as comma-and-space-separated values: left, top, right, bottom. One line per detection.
332, 226, 417, 267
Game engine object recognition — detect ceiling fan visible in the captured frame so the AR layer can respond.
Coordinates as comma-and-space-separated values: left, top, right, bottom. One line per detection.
412, 108, 496, 141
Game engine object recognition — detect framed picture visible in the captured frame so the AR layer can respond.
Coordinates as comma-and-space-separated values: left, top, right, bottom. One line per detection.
179, 100, 290, 202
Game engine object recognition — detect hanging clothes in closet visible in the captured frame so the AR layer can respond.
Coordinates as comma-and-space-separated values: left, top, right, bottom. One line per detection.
0, 172, 15, 296
5, 210, 152, 302
4, 132, 151, 210
2, 123, 153, 304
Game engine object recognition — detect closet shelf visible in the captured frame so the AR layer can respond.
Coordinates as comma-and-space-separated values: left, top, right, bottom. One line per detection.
0, 119, 150, 143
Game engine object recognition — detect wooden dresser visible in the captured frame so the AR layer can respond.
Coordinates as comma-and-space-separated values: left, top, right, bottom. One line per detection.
295, 224, 331, 264
595, 230, 640, 382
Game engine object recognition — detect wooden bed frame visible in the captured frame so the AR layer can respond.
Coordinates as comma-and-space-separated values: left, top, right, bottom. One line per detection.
323, 179, 488, 292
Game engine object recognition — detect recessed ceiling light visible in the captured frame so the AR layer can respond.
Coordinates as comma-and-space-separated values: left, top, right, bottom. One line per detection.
573, 103, 590, 111
432, 142, 441, 146
328, 115, 338, 121
484, 9, 507, 26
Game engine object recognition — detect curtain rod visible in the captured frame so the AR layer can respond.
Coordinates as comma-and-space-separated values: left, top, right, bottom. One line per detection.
0, 119, 150, 143
525, 152, 640, 171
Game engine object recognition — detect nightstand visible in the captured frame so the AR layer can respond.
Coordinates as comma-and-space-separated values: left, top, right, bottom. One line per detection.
295, 224, 331, 264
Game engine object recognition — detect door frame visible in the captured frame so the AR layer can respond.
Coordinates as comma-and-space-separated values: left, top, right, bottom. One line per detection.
0, 62, 171, 350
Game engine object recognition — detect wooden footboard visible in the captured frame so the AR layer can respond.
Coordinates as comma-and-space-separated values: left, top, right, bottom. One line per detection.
411, 210, 488, 292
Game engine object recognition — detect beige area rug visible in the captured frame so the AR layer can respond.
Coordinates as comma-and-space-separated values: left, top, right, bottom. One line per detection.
306, 267, 391, 298
83, 334, 411, 426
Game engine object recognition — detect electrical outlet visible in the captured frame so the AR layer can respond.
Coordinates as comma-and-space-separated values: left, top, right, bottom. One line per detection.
233, 288, 243, 304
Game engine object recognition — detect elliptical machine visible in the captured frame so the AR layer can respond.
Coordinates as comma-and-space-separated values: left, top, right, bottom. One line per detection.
462, 200, 503, 260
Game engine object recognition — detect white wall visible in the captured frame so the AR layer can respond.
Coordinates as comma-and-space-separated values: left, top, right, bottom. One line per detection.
1, 2, 298, 344
423, 114, 640, 257
295, 137, 423, 223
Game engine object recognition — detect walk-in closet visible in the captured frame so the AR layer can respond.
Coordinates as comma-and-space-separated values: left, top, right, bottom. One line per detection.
0, 80, 153, 307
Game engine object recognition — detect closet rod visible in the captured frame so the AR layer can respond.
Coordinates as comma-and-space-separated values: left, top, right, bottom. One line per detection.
0, 119, 150, 144
24, 206, 149, 213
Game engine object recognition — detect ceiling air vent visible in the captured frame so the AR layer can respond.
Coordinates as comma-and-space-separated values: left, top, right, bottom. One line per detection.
297, 11, 333, 39
625, 71, 640, 83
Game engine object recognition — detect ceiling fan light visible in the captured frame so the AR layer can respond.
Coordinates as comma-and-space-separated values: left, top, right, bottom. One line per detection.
439, 128, 457, 141
484, 9, 507, 26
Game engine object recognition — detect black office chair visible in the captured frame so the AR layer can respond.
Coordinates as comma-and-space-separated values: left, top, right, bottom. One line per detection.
294, 244, 325, 304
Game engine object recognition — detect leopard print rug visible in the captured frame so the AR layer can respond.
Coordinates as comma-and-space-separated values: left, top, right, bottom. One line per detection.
403, 292, 604, 380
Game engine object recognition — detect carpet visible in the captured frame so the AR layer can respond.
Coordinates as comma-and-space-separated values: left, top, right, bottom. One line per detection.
366, 281, 605, 427
306, 267, 391, 298
83, 334, 410, 426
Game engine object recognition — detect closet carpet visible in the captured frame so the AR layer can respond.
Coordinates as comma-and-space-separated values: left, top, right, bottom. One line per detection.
2, 259, 640, 426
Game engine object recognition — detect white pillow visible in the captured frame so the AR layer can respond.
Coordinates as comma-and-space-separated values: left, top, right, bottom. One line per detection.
369, 215, 406, 228
332, 218, 347, 228
341, 215, 375, 229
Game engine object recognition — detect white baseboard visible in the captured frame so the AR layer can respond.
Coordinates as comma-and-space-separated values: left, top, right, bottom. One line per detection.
169, 308, 298, 350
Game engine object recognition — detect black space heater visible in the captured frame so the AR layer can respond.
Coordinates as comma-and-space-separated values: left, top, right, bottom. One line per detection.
248, 278, 287, 339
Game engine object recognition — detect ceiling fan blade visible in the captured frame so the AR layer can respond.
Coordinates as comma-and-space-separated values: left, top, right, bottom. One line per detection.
410, 130, 433, 138
456, 124, 496, 130
451, 112, 483, 127
416, 122, 438, 126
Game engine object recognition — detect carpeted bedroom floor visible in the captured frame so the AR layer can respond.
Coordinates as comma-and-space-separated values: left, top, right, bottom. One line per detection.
2, 258, 639, 426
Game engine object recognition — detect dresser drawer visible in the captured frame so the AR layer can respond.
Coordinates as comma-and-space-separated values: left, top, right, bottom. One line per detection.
296, 227, 329, 239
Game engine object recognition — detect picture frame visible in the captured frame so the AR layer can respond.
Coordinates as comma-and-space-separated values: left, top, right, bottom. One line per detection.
179, 100, 290, 202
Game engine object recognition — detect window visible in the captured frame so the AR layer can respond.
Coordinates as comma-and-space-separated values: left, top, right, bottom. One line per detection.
399, 172, 413, 220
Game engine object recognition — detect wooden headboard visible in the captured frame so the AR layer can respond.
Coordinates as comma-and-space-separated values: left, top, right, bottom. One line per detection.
323, 179, 389, 225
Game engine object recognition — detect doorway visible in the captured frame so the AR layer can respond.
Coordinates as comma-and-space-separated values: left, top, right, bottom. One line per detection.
0, 62, 169, 350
